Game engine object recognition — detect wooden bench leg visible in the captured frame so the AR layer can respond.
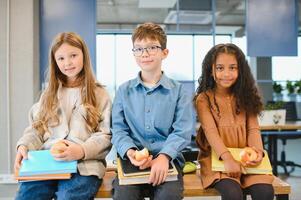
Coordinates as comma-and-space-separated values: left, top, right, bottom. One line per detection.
276, 194, 289, 200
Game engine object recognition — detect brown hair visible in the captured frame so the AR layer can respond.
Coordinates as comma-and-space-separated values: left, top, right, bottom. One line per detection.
33, 32, 102, 135
132, 22, 167, 49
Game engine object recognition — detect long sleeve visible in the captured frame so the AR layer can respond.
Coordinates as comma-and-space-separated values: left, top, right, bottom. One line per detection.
16, 103, 44, 151
196, 94, 228, 159
246, 113, 264, 151
81, 88, 113, 160
111, 87, 137, 159
159, 85, 193, 160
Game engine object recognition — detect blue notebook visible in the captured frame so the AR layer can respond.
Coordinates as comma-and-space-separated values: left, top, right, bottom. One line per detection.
19, 150, 77, 176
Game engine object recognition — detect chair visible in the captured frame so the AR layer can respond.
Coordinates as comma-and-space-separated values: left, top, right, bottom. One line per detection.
273, 101, 301, 175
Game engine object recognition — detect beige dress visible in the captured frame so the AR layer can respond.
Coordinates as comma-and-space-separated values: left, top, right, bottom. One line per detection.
195, 90, 274, 189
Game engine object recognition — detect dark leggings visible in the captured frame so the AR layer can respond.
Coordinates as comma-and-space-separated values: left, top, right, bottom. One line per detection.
213, 179, 274, 200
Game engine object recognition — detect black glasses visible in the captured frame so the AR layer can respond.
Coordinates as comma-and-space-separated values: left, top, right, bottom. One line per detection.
132, 45, 163, 57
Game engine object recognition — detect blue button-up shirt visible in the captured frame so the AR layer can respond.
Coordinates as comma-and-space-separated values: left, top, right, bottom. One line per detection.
111, 73, 194, 167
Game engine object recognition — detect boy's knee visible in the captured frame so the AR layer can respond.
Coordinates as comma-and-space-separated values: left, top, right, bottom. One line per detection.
112, 179, 144, 200
155, 193, 183, 200
112, 189, 143, 200
154, 184, 183, 200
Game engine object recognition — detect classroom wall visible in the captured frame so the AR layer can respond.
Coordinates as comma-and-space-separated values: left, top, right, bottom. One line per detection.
39, 0, 97, 87
0, 0, 9, 174
0, 0, 40, 174
246, 0, 298, 56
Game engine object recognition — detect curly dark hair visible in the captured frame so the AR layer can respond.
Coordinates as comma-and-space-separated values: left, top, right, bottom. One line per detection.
194, 43, 263, 115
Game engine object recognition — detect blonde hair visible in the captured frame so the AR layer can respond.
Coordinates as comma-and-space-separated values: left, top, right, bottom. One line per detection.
132, 22, 167, 49
33, 32, 102, 135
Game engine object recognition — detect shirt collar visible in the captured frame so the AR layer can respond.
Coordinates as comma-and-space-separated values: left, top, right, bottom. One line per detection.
129, 71, 173, 90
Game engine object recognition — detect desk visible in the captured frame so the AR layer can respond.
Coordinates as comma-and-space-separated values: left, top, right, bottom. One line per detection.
261, 121, 301, 175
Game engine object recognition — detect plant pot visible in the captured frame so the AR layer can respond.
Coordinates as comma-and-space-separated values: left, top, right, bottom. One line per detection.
258, 109, 286, 126
273, 93, 283, 101
287, 94, 297, 101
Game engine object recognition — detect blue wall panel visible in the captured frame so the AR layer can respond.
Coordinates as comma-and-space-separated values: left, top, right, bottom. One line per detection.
40, 0, 96, 86
246, 0, 298, 57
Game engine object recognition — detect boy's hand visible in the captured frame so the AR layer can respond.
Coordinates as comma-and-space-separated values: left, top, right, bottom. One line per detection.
14, 145, 28, 172
126, 149, 152, 169
149, 154, 170, 186
52, 140, 84, 161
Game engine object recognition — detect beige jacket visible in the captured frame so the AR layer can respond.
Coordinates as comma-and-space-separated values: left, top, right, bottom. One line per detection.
196, 90, 273, 188
16, 85, 112, 179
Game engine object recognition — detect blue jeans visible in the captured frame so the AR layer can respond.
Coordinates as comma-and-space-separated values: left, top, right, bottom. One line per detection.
15, 173, 102, 200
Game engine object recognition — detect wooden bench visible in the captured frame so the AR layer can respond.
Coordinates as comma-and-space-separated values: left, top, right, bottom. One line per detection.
96, 170, 291, 200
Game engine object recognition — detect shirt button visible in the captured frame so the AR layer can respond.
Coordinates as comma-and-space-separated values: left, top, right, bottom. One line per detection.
146, 109, 150, 113
147, 92, 152, 95
146, 126, 150, 129
150, 139, 155, 143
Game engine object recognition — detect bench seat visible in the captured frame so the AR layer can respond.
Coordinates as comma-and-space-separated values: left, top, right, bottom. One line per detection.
96, 170, 291, 199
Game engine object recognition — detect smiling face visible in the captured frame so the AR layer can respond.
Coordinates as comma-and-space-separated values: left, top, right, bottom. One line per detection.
133, 38, 168, 74
213, 53, 239, 92
54, 43, 84, 84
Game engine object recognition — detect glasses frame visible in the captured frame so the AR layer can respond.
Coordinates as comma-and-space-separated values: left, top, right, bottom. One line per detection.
132, 45, 163, 57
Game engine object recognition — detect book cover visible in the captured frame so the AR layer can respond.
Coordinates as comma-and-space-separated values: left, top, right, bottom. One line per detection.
15, 170, 71, 182
211, 148, 272, 175
117, 158, 178, 185
119, 158, 174, 177
19, 150, 77, 176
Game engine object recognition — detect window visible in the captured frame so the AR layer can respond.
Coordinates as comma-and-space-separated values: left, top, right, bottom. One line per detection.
164, 35, 193, 80
272, 37, 301, 81
96, 34, 234, 98
96, 35, 115, 97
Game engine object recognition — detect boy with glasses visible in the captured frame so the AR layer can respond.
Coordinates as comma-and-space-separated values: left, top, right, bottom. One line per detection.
111, 22, 193, 200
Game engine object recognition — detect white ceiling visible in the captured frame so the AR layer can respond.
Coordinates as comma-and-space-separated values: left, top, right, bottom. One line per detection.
96, 0, 301, 35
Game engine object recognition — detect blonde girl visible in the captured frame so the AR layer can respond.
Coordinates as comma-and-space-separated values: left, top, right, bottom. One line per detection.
15, 32, 112, 200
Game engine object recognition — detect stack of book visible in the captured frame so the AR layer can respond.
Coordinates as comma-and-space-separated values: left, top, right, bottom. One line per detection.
211, 148, 273, 175
15, 150, 77, 182
117, 157, 178, 185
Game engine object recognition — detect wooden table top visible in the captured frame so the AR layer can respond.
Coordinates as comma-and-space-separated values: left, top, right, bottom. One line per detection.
260, 121, 301, 131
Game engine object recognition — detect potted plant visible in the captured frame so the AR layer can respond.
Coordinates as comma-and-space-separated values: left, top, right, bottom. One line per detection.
295, 80, 301, 120
258, 101, 286, 125
295, 79, 301, 95
273, 82, 283, 101
286, 80, 297, 101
